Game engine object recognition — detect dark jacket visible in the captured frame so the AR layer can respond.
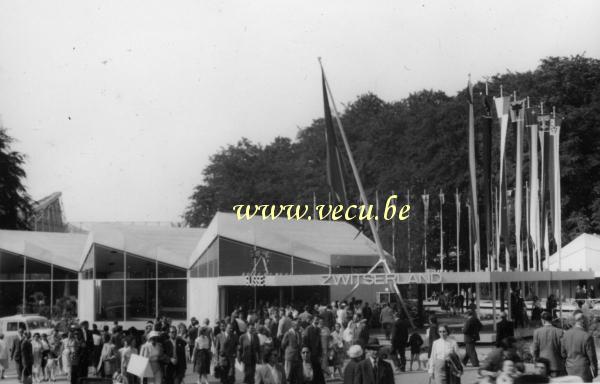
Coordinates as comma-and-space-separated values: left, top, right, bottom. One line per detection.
281, 330, 301, 362
302, 325, 322, 359
533, 324, 564, 372
343, 360, 360, 384
288, 360, 325, 384
238, 332, 260, 366
391, 319, 408, 349
215, 332, 238, 358
164, 336, 187, 375
21, 339, 33, 367
11, 334, 23, 361
561, 325, 597, 382
355, 358, 394, 384
462, 316, 482, 343
495, 319, 514, 347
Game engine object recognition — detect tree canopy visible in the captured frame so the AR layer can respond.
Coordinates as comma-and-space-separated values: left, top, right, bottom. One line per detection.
0, 127, 32, 229
184, 55, 600, 272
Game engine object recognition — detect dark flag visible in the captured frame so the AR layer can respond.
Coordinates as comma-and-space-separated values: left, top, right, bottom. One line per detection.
467, 77, 480, 270
322, 71, 348, 206
482, 94, 494, 270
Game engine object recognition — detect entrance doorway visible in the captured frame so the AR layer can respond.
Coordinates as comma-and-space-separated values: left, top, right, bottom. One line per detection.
222, 285, 330, 316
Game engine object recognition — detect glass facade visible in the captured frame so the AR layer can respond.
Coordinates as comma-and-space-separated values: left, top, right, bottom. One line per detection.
0, 249, 79, 317
216, 237, 327, 276
87, 244, 187, 321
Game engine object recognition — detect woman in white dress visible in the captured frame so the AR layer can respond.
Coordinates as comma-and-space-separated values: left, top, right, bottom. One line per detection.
61, 332, 73, 378
0, 333, 9, 379
428, 325, 460, 384
140, 331, 166, 384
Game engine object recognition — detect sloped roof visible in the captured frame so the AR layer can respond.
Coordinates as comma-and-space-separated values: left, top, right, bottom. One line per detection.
189, 212, 382, 267
79, 224, 205, 269
33, 192, 62, 212
546, 233, 600, 272
0, 230, 87, 271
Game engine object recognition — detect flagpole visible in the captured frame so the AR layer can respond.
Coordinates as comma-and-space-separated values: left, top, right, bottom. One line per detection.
408, 189, 411, 273
552, 106, 563, 326
456, 189, 460, 293
392, 190, 396, 261
467, 200, 473, 272
423, 191, 429, 300
439, 189, 445, 292
319, 59, 414, 327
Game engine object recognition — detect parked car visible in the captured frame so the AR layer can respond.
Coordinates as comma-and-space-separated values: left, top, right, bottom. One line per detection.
0, 314, 53, 345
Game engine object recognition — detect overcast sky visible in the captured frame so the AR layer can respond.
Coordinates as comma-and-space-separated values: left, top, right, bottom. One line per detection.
1, 0, 599, 223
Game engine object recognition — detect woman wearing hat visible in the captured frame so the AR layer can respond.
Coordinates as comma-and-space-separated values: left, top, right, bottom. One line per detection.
343, 345, 362, 384
140, 331, 167, 384
428, 325, 462, 384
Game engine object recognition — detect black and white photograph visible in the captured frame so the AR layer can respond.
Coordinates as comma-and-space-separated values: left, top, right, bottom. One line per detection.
1, 1, 600, 383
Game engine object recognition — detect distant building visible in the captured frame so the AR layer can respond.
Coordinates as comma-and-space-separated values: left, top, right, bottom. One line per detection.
31, 192, 67, 232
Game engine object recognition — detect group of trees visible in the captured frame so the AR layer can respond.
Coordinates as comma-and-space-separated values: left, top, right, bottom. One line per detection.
0, 127, 32, 229
185, 55, 600, 273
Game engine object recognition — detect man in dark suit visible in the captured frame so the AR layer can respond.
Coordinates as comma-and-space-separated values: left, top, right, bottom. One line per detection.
238, 322, 261, 384
281, 320, 301, 378
302, 316, 322, 367
21, 332, 33, 382
496, 311, 514, 348
79, 321, 94, 377
390, 312, 408, 372
561, 312, 597, 382
164, 326, 187, 384
355, 339, 394, 384
216, 323, 238, 383
533, 311, 564, 377
10, 327, 24, 382
462, 310, 482, 367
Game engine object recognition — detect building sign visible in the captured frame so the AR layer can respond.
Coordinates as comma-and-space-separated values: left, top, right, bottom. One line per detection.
321, 272, 442, 286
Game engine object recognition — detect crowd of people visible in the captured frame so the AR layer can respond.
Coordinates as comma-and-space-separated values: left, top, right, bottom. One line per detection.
5, 295, 600, 384
1, 300, 409, 384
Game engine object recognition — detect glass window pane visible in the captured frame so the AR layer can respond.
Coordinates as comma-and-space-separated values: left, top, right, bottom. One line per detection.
96, 280, 124, 321
126, 254, 156, 279
157, 280, 186, 319
293, 258, 328, 275
95, 245, 124, 279
0, 282, 23, 316
126, 280, 156, 320
25, 258, 52, 280
52, 281, 78, 318
0, 251, 25, 280
218, 238, 253, 276
53, 266, 78, 280
259, 251, 291, 275
81, 247, 94, 279
157, 262, 186, 278
190, 239, 217, 278
25, 282, 51, 316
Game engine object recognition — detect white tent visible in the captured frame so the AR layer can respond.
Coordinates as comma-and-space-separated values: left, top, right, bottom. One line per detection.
546, 233, 600, 275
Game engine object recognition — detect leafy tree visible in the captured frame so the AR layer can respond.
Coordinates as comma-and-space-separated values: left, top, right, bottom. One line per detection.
0, 127, 32, 229
184, 55, 600, 274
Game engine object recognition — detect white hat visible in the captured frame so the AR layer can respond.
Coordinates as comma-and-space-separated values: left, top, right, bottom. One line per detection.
147, 331, 161, 340
347, 345, 363, 359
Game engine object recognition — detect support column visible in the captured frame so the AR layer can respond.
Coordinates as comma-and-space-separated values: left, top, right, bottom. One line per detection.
492, 282, 497, 332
